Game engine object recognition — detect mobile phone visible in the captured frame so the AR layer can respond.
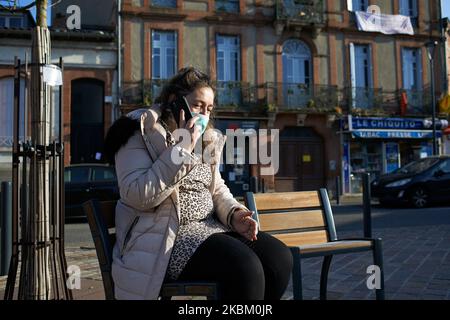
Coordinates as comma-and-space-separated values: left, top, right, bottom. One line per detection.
171, 96, 192, 127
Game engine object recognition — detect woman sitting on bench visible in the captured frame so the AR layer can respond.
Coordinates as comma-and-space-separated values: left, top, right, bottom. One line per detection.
104, 67, 293, 300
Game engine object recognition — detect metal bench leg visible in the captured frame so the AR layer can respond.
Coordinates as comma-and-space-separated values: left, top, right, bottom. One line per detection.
373, 239, 385, 300
320, 255, 333, 300
290, 247, 303, 300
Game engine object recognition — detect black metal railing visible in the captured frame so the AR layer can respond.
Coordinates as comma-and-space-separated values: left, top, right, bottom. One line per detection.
341, 87, 434, 116
214, 81, 258, 109
276, 0, 326, 25
122, 79, 258, 110
265, 83, 339, 111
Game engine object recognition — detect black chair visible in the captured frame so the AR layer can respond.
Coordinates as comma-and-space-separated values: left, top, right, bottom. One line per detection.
82, 199, 218, 300
244, 189, 385, 300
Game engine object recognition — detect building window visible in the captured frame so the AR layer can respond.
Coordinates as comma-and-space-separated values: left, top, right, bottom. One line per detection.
151, 30, 177, 80
151, 0, 176, 8
282, 39, 312, 108
399, 0, 418, 26
402, 47, 423, 112
348, 0, 369, 11
216, 0, 239, 13
349, 43, 373, 109
0, 15, 23, 28
216, 35, 241, 106
216, 35, 240, 82
0, 77, 26, 148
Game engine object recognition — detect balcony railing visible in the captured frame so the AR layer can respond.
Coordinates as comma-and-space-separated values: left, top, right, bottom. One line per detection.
122, 79, 169, 106
342, 87, 434, 116
122, 80, 258, 110
276, 0, 326, 25
122, 81, 438, 117
265, 83, 339, 112
214, 81, 258, 110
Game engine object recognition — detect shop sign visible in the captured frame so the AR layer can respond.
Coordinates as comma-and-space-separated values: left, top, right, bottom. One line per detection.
350, 116, 425, 130
352, 130, 442, 139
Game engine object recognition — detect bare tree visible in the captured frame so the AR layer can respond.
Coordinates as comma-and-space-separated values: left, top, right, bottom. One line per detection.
2, 0, 69, 300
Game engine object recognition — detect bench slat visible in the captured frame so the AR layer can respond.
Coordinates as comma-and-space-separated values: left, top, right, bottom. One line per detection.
258, 210, 326, 232
253, 191, 321, 211
272, 230, 329, 247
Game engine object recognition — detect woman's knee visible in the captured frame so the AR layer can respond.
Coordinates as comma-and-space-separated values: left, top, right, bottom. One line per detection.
254, 232, 294, 271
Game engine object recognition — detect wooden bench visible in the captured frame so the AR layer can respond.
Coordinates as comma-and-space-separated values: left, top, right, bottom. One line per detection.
244, 189, 385, 300
82, 199, 218, 300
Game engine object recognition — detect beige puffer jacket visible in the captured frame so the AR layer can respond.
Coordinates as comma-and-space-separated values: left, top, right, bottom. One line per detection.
111, 105, 248, 300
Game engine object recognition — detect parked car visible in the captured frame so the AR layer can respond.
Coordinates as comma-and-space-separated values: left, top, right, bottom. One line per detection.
371, 156, 450, 208
64, 164, 119, 220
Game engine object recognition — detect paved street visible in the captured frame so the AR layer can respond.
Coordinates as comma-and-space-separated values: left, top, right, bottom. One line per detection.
2, 202, 450, 300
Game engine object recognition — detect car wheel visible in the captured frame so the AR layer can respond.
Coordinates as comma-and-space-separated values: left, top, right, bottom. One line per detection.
410, 187, 429, 208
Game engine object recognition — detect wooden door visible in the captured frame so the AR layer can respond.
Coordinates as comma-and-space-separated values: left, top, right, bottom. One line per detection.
275, 127, 325, 192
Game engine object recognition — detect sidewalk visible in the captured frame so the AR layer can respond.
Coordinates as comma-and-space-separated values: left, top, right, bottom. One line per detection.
2, 224, 450, 300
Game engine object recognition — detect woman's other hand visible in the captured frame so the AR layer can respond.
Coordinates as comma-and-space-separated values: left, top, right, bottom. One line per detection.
231, 210, 258, 241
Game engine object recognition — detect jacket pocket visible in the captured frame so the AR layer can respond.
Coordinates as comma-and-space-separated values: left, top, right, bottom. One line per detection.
120, 216, 140, 258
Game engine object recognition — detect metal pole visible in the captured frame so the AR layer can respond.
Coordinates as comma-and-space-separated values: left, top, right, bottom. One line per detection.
1, 182, 12, 276
249, 176, 258, 193
430, 55, 438, 155
362, 173, 372, 238
335, 176, 341, 205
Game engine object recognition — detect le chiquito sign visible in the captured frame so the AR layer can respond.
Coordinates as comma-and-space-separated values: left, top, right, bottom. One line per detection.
346, 116, 444, 139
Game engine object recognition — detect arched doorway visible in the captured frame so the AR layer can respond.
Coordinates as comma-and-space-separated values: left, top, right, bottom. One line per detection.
71, 78, 105, 164
282, 39, 312, 108
275, 127, 325, 192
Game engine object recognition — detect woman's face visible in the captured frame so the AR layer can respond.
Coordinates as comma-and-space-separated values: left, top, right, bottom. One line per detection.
185, 86, 215, 117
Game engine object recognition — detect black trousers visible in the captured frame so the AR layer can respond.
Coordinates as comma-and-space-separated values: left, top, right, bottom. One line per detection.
177, 231, 293, 300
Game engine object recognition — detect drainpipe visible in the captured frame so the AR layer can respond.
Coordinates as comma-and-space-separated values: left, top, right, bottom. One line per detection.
117, 0, 122, 120
439, 0, 448, 94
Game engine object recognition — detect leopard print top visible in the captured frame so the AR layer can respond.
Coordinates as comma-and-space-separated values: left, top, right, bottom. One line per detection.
166, 163, 229, 280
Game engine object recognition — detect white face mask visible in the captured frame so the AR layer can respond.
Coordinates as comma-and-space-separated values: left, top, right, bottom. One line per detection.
191, 112, 210, 134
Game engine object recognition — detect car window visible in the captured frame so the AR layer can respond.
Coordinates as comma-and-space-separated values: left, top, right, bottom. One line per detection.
396, 158, 440, 174
65, 167, 90, 183
436, 160, 450, 174
92, 167, 117, 182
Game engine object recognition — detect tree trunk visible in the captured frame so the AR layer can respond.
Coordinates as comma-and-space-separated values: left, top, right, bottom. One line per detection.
19, 0, 52, 300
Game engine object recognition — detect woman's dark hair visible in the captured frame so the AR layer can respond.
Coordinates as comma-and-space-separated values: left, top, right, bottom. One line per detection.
156, 67, 216, 132
104, 67, 215, 164
104, 116, 140, 165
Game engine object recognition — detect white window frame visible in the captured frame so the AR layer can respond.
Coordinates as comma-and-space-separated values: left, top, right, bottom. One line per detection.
151, 30, 177, 80
216, 35, 241, 82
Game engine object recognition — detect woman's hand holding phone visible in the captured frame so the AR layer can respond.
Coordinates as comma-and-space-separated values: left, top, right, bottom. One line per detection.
179, 109, 201, 153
